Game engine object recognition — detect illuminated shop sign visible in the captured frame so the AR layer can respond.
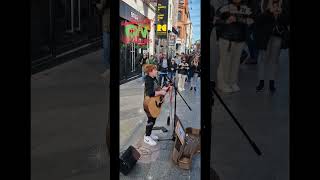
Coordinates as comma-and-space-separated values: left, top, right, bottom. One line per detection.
156, 0, 169, 38
121, 19, 151, 46
120, 1, 152, 46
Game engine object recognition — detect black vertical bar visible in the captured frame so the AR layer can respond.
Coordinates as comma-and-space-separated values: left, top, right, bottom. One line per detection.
49, 0, 56, 57
201, 0, 211, 179
110, 0, 119, 179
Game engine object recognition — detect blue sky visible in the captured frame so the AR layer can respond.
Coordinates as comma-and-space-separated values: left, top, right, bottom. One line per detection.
189, 0, 200, 43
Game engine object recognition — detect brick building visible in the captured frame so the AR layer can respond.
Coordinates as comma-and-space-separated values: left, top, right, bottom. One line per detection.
175, 0, 191, 54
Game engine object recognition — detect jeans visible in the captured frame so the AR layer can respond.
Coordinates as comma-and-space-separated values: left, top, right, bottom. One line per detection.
159, 72, 168, 86
247, 33, 259, 60
191, 73, 199, 88
103, 32, 110, 68
187, 70, 192, 82
145, 116, 156, 136
168, 71, 175, 82
258, 36, 282, 81
141, 66, 146, 80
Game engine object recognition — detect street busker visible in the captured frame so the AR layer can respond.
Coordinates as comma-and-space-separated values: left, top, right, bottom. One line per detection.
143, 64, 171, 146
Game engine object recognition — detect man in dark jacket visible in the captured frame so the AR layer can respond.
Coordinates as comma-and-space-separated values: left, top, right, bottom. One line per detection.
168, 59, 177, 81
215, 0, 254, 93
158, 53, 169, 86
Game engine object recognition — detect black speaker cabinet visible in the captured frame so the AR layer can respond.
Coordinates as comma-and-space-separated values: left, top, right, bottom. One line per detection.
119, 146, 140, 175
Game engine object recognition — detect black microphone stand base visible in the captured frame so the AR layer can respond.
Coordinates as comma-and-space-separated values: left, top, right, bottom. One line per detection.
157, 136, 176, 142
152, 126, 168, 133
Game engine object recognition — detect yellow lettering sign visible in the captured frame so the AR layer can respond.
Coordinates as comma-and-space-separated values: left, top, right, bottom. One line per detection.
157, 24, 167, 32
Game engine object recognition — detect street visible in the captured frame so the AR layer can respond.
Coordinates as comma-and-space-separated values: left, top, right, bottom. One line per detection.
31, 50, 110, 180
120, 76, 201, 179
31, 48, 289, 180
211, 49, 289, 180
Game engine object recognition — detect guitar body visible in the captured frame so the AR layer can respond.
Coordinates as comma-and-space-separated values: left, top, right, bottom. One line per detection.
143, 95, 164, 118
143, 83, 172, 118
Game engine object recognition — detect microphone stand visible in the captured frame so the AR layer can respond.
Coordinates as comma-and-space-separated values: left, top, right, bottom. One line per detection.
157, 75, 192, 142
210, 81, 262, 156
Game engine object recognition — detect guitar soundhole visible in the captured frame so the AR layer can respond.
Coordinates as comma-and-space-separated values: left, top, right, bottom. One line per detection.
155, 101, 162, 108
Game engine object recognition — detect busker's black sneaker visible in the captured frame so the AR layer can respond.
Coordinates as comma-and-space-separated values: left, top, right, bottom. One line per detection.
190, 87, 193, 90
194, 87, 196, 91
256, 80, 264, 92
269, 80, 276, 93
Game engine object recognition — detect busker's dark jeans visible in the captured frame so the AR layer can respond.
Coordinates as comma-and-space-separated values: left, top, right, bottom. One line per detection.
145, 116, 156, 136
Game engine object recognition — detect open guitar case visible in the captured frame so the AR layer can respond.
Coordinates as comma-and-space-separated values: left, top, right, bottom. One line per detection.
172, 116, 201, 170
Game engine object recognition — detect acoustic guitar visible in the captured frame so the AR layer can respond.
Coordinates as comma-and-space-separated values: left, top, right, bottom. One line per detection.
143, 83, 172, 118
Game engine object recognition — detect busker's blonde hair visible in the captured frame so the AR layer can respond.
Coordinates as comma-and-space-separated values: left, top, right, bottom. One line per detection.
144, 64, 157, 74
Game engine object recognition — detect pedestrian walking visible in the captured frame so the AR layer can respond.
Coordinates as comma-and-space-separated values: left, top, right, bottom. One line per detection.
215, 0, 254, 93
190, 56, 201, 91
177, 58, 189, 91
255, 0, 289, 93
168, 59, 177, 82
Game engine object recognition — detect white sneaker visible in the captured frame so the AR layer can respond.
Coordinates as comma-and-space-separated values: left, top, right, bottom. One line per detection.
144, 136, 157, 146
150, 134, 159, 140
178, 88, 183, 92
218, 85, 233, 93
231, 84, 240, 92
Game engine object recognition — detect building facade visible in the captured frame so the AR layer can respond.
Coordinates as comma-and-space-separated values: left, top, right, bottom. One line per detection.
175, 0, 191, 54
30, 0, 103, 74
120, 0, 156, 83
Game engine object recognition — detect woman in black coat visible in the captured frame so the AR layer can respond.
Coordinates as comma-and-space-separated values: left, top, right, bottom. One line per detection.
255, 0, 289, 93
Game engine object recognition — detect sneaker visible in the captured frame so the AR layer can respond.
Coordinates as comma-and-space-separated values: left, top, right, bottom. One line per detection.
194, 87, 196, 91
190, 87, 193, 90
178, 88, 183, 92
150, 134, 159, 140
231, 84, 240, 92
144, 136, 157, 146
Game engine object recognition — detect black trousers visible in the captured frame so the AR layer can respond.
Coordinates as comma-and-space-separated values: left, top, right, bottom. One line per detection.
145, 116, 156, 136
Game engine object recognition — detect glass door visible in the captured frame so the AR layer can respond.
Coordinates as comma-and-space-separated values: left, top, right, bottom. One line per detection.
126, 42, 142, 79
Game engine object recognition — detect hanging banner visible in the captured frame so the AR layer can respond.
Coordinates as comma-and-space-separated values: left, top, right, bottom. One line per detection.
156, 0, 169, 39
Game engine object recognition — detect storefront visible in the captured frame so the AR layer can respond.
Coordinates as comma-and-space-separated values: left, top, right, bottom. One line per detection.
31, 0, 102, 73
120, 1, 151, 83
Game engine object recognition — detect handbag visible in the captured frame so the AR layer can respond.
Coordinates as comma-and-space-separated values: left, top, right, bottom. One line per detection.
281, 28, 290, 49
